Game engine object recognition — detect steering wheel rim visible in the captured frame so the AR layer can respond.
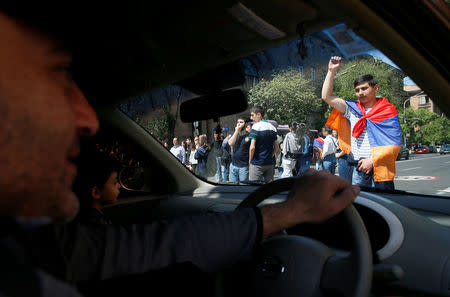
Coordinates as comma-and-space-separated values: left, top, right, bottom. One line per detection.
237, 177, 372, 297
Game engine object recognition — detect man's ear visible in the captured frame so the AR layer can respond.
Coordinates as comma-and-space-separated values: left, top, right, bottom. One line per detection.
374, 83, 379, 92
91, 186, 102, 200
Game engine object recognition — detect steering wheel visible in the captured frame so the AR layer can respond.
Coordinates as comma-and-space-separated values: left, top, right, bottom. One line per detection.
236, 177, 372, 297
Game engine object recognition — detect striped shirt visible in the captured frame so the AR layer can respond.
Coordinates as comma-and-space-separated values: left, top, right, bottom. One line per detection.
343, 105, 372, 160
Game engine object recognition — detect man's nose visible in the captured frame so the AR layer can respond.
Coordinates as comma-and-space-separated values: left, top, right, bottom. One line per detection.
71, 85, 99, 137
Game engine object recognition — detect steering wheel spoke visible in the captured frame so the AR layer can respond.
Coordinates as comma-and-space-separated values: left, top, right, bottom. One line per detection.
234, 178, 372, 297
321, 253, 359, 297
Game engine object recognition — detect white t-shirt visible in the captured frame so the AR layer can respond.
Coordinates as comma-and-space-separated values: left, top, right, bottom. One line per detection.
170, 145, 186, 164
343, 105, 372, 160
322, 135, 338, 158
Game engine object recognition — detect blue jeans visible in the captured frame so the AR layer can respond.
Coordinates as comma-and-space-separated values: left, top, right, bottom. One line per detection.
221, 159, 230, 182
229, 163, 249, 183
296, 154, 312, 176
338, 156, 353, 182
215, 156, 223, 182
315, 160, 322, 170
352, 167, 375, 188
322, 154, 337, 175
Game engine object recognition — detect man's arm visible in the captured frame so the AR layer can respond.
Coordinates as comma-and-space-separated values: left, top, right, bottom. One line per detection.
272, 140, 280, 158
228, 122, 244, 147
321, 56, 347, 113
249, 139, 256, 164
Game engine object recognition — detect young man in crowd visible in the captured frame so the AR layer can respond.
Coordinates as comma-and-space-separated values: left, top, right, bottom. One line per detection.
321, 56, 402, 190
228, 117, 251, 183
248, 106, 280, 183
0, 10, 359, 296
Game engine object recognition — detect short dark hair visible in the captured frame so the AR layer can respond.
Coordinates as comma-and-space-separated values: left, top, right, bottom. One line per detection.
289, 121, 299, 130
250, 105, 265, 116
322, 126, 333, 134
73, 151, 121, 209
353, 74, 378, 88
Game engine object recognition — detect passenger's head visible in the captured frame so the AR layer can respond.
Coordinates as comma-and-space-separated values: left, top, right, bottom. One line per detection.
73, 152, 121, 210
0, 11, 99, 221
250, 106, 265, 122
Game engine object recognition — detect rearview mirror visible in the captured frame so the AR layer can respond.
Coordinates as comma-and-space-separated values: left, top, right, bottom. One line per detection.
180, 89, 248, 122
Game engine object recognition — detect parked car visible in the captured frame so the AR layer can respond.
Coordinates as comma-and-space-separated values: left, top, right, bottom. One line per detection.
397, 146, 410, 160
440, 144, 450, 155
428, 145, 437, 153
415, 146, 430, 154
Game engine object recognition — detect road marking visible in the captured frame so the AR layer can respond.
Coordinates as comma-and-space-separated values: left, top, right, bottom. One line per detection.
445, 161, 450, 164
395, 176, 440, 181
436, 187, 450, 195
400, 167, 421, 171
397, 154, 450, 163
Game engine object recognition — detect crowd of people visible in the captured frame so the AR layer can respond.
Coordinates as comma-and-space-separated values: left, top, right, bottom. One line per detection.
166, 56, 402, 191
166, 111, 356, 185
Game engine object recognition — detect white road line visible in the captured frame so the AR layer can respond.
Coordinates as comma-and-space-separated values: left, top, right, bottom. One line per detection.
436, 187, 450, 195
401, 167, 421, 171
445, 161, 450, 164
398, 154, 450, 163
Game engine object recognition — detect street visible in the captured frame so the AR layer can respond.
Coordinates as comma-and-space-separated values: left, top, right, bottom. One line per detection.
394, 153, 450, 196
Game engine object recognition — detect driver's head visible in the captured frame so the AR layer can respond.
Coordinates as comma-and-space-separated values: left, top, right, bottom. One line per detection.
0, 11, 99, 221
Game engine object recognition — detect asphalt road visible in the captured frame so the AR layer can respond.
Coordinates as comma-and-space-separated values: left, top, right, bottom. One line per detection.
394, 153, 450, 196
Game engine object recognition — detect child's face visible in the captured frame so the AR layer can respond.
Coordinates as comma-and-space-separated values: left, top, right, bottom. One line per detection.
100, 171, 121, 204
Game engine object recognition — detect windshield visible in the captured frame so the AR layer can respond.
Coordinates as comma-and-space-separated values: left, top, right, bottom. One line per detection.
120, 24, 450, 197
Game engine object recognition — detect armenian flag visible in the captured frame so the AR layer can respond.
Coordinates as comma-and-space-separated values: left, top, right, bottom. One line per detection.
326, 97, 402, 182
313, 137, 324, 156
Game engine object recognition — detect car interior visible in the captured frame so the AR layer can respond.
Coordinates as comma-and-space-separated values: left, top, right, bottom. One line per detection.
29, 0, 450, 296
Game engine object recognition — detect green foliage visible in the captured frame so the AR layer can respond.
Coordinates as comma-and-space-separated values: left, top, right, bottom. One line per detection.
135, 105, 176, 141
333, 56, 408, 110
247, 69, 327, 128
400, 108, 450, 145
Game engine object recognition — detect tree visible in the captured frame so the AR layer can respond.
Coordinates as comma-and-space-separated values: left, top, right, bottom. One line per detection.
400, 108, 450, 145
247, 69, 326, 128
332, 56, 408, 110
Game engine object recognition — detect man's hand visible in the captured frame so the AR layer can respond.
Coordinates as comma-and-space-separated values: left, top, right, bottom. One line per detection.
235, 121, 244, 132
328, 56, 341, 73
260, 169, 359, 239
357, 158, 373, 174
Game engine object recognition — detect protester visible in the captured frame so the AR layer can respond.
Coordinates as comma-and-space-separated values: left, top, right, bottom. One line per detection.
195, 134, 209, 178
334, 130, 353, 182
0, 11, 359, 296
170, 137, 186, 164
322, 56, 402, 190
211, 127, 224, 182
296, 123, 313, 176
228, 119, 251, 183
221, 133, 232, 182
312, 134, 325, 170
188, 136, 199, 172
321, 127, 338, 175
248, 106, 279, 183
281, 122, 301, 178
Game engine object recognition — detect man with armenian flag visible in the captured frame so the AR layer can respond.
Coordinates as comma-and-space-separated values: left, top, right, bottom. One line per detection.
321, 56, 402, 190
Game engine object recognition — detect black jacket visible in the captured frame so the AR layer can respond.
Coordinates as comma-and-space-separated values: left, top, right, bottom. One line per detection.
0, 208, 261, 296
